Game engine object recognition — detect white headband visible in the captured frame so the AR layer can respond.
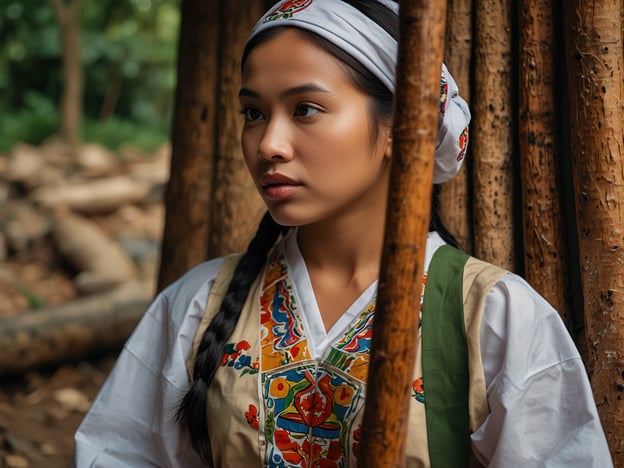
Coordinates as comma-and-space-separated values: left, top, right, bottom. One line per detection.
247, 0, 471, 184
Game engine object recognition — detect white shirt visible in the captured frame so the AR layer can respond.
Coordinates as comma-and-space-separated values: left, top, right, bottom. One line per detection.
72, 232, 612, 467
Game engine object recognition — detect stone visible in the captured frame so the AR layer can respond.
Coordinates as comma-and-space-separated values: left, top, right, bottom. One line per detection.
77, 143, 119, 177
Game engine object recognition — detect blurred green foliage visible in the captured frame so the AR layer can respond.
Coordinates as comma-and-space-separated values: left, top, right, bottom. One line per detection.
20, 285, 46, 309
0, 0, 180, 152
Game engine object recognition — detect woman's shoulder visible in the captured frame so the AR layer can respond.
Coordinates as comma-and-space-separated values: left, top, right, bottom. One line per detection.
152, 256, 235, 328
161, 257, 225, 299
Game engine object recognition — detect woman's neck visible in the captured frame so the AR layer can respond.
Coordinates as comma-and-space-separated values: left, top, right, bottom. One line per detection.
297, 209, 385, 288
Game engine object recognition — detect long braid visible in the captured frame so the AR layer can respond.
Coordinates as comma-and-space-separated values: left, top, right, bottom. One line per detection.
429, 186, 460, 249
176, 211, 287, 461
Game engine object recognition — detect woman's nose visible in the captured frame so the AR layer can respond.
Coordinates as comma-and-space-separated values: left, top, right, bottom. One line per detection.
257, 118, 294, 162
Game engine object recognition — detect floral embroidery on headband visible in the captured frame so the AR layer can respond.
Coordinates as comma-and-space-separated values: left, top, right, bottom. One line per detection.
439, 72, 449, 117
457, 126, 469, 161
263, 0, 314, 22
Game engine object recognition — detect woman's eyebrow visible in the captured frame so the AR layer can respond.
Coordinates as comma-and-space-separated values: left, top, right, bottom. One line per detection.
238, 83, 334, 100
239, 87, 260, 99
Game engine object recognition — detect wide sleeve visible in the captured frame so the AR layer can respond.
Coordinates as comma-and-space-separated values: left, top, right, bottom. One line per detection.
471, 273, 613, 467
72, 259, 223, 468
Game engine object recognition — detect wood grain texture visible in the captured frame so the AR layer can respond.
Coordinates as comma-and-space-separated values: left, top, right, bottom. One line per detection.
358, 1, 447, 465
564, 0, 624, 462
157, 0, 220, 291
518, 0, 570, 324
472, 0, 516, 271
208, 0, 265, 258
439, 0, 474, 253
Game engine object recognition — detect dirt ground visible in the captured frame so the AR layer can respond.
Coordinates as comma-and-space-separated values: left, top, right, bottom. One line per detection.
0, 144, 168, 468
0, 251, 121, 468
0, 353, 118, 468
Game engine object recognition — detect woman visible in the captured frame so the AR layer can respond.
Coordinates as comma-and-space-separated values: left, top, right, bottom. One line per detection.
73, 1, 612, 466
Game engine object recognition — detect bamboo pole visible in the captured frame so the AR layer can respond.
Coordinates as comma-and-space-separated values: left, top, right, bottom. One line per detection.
358, 1, 447, 465
472, 0, 517, 271
438, 0, 473, 253
564, 0, 624, 462
518, 0, 570, 323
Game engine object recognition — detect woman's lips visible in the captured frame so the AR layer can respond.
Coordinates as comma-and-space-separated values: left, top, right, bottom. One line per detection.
261, 173, 302, 200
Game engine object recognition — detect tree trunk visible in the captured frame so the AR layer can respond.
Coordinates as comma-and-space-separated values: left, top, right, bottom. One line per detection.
157, 0, 221, 291
0, 283, 151, 375
518, 0, 570, 324
564, 0, 624, 462
208, 0, 265, 258
49, 0, 83, 155
471, 0, 517, 271
438, 0, 473, 253
358, 1, 447, 465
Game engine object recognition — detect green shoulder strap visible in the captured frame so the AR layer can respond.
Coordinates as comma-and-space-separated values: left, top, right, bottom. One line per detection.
422, 245, 470, 468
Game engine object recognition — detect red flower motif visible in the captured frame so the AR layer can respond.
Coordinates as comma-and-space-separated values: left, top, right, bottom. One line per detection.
301, 393, 323, 414
236, 340, 251, 351
412, 378, 424, 394
326, 440, 342, 460
244, 404, 259, 430
294, 373, 333, 426
352, 426, 361, 458
275, 429, 304, 465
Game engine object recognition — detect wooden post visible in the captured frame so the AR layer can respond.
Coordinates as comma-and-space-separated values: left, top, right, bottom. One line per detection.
472, 0, 517, 271
564, 0, 624, 462
208, 0, 266, 258
157, 0, 221, 291
518, 0, 570, 324
358, 1, 447, 465
438, 0, 473, 253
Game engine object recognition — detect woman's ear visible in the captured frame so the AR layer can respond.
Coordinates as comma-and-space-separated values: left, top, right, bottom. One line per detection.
384, 130, 393, 159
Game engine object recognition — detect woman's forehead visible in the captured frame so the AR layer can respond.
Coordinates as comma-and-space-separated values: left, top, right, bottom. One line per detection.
241, 29, 351, 90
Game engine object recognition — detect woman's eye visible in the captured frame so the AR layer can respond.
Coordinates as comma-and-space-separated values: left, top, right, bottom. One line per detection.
241, 107, 264, 121
293, 104, 320, 118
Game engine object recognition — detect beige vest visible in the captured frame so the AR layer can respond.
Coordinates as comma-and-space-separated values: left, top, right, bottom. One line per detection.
187, 250, 506, 467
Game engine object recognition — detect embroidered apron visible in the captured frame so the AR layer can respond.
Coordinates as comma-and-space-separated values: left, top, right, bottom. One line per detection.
187, 245, 506, 467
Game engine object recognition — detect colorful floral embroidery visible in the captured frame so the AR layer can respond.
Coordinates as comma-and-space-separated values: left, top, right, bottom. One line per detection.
352, 426, 361, 458
263, 0, 314, 22
326, 302, 374, 381
221, 340, 259, 375
255, 249, 431, 466
412, 377, 425, 404
457, 126, 469, 161
263, 366, 361, 467
439, 71, 449, 117
260, 253, 311, 371
245, 404, 259, 429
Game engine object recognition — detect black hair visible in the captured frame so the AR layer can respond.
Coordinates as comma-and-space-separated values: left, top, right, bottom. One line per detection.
177, 0, 457, 460
176, 212, 288, 461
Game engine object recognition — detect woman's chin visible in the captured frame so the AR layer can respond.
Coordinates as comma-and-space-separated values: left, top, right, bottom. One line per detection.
265, 207, 312, 228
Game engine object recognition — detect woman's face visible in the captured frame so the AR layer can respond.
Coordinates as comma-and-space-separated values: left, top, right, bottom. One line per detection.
240, 29, 392, 228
